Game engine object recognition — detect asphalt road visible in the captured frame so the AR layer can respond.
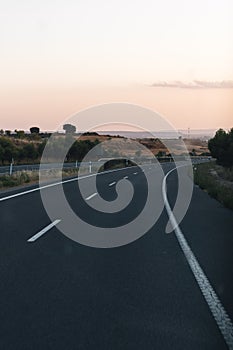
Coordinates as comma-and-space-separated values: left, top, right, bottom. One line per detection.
0, 163, 232, 349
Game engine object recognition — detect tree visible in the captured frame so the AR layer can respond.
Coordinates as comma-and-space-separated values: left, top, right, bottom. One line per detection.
67, 139, 100, 161
208, 128, 233, 168
63, 124, 76, 134
30, 126, 40, 134
0, 144, 4, 164
23, 143, 38, 160
5, 130, 11, 136
38, 141, 46, 157
191, 148, 197, 156
15, 130, 25, 139
157, 151, 165, 158
0, 137, 16, 163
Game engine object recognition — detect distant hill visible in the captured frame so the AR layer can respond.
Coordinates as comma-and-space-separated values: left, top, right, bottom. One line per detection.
95, 129, 216, 140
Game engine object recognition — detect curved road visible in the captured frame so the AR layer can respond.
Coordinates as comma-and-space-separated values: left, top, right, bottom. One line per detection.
0, 163, 232, 349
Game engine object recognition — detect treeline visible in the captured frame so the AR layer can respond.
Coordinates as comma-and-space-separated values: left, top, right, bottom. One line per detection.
0, 138, 45, 164
0, 127, 51, 140
44, 137, 100, 162
208, 128, 233, 168
0, 125, 99, 139
0, 137, 100, 165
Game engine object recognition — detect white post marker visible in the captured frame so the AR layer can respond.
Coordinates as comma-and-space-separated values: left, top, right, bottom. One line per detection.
9, 163, 13, 176
9, 157, 14, 175
89, 161, 92, 173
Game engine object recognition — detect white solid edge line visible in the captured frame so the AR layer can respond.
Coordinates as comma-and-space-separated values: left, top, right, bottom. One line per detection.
0, 165, 138, 202
27, 219, 61, 242
85, 192, 97, 201
109, 182, 116, 187
162, 166, 233, 349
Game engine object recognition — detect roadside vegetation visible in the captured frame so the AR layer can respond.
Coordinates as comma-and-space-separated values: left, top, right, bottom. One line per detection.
195, 128, 233, 210
0, 168, 85, 190
194, 161, 233, 210
0, 134, 100, 165
1, 125, 231, 193
0, 124, 210, 166
98, 158, 136, 172
0, 159, 136, 189
208, 128, 233, 168
0, 171, 39, 189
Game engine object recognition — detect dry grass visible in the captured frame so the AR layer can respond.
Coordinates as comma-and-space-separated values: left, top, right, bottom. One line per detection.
194, 161, 233, 210
0, 171, 39, 189
0, 168, 88, 189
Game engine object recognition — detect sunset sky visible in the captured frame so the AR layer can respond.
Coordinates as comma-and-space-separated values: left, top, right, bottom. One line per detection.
0, 0, 232, 131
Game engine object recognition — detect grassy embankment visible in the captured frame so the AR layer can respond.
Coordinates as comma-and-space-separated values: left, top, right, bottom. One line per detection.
0, 168, 82, 190
194, 161, 233, 210
0, 160, 133, 190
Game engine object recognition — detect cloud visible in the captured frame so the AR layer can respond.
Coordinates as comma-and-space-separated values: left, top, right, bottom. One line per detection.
150, 80, 233, 89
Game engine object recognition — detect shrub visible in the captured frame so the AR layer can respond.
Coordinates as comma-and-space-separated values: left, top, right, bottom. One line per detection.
194, 162, 233, 210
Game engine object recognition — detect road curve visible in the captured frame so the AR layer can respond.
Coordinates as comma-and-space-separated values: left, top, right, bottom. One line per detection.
0, 163, 232, 349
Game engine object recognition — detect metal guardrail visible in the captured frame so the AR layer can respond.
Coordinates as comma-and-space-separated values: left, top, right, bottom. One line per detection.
0, 161, 105, 176
0, 157, 212, 176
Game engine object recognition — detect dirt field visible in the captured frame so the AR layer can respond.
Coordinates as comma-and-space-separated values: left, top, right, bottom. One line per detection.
76, 134, 209, 156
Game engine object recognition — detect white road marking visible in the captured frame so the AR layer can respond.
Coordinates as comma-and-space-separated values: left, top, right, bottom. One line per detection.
27, 219, 61, 242
0, 166, 138, 202
123, 176, 128, 179
162, 166, 233, 349
133, 172, 138, 175
85, 192, 97, 200
109, 182, 116, 187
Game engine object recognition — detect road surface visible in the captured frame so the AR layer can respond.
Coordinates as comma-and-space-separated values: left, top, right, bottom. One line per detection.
0, 163, 233, 349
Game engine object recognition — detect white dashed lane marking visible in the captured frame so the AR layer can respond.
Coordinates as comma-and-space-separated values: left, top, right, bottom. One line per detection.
27, 219, 61, 242
85, 193, 97, 201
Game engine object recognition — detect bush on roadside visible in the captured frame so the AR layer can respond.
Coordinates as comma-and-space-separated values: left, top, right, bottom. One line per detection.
194, 161, 233, 210
208, 128, 233, 168
0, 171, 39, 188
